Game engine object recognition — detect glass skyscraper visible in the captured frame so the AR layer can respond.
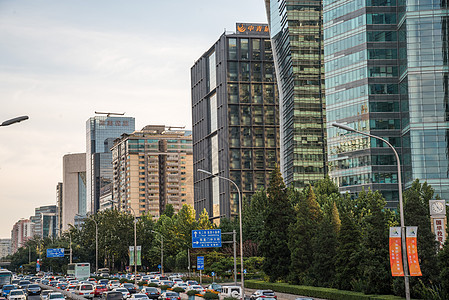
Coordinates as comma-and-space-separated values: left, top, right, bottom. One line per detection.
323, 0, 449, 206
191, 23, 280, 220
265, 0, 327, 189
86, 115, 135, 212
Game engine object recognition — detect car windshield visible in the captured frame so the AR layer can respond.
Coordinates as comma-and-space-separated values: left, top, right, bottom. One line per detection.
28, 284, 40, 288
107, 293, 123, 300
145, 288, 157, 292
134, 295, 148, 299
11, 291, 24, 295
81, 285, 93, 290
49, 294, 64, 299
96, 285, 106, 289
165, 293, 177, 297
4, 285, 15, 290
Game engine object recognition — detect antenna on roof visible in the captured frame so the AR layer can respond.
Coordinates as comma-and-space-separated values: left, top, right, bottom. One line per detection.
167, 126, 186, 130
95, 112, 125, 117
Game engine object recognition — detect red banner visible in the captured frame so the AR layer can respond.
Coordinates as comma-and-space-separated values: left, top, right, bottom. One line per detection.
389, 227, 404, 276
406, 226, 422, 276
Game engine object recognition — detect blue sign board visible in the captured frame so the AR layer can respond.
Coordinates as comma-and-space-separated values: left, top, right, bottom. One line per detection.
47, 248, 64, 258
192, 229, 222, 248
158, 264, 161, 269
197, 256, 204, 270
211, 272, 215, 276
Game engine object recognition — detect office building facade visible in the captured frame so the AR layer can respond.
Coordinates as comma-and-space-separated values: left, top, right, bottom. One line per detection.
111, 125, 193, 218
86, 115, 135, 213
0, 239, 11, 259
265, 1, 327, 189
56, 182, 63, 235
62, 153, 87, 231
323, 0, 449, 205
191, 23, 280, 220
30, 205, 57, 238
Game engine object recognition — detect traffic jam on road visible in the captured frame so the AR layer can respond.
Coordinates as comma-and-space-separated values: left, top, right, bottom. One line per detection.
0, 273, 279, 300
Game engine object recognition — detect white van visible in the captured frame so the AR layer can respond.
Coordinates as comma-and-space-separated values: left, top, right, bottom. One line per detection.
75, 284, 95, 299
220, 286, 242, 299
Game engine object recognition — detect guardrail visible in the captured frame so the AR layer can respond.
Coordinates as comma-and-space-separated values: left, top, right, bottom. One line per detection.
37, 283, 88, 300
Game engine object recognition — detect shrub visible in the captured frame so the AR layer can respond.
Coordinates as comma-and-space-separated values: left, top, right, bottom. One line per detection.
148, 283, 158, 287
138, 281, 147, 287
202, 292, 219, 299
160, 285, 170, 291
172, 287, 185, 294
187, 290, 199, 296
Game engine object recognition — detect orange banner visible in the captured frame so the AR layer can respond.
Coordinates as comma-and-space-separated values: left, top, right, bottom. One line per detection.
406, 226, 422, 276
389, 227, 404, 276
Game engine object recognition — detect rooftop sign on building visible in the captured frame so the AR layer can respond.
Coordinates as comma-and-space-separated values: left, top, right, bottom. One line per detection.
236, 23, 269, 35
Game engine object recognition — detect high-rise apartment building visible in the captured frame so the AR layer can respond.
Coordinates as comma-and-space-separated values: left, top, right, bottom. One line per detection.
265, 1, 327, 189
191, 23, 280, 220
111, 125, 193, 218
86, 114, 135, 213
0, 239, 11, 259
323, 0, 449, 205
11, 219, 33, 254
62, 153, 87, 231
30, 205, 57, 238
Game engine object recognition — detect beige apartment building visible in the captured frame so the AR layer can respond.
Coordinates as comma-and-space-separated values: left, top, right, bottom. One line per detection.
111, 125, 193, 218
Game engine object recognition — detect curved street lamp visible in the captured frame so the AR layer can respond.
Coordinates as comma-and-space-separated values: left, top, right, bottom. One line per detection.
197, 169, 245, 300
1, 116, 29, 126
332, 122, 410, 300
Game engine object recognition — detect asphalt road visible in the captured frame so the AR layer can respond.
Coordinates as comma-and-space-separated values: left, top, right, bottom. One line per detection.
28, 295, 41, 300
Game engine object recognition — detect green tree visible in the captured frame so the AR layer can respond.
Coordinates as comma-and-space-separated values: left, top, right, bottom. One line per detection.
259, 166, 294, 282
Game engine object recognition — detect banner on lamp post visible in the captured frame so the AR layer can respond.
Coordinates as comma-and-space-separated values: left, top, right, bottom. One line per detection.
406, 226, 422, 276
136, 246, 142, 266
389, 227, 404, 276
433, 218, 446, 249
129, 246, 134, 265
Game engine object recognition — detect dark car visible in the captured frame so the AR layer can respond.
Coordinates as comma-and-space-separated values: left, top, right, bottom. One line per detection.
140, 287, 159, 300
26, 284, 42, 295
102, 291, 124, 300
56, 283, 67, 290
98, 279, 109, 286
2, 285, 18, 297
18, 280, 31, 289
41, 280, 50, 286
122, 283, 137, 294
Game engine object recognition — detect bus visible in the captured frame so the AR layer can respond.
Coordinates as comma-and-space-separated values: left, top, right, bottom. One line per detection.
97, 268, 109, 277
0, 269, 12, 289
67, 263, 90, 280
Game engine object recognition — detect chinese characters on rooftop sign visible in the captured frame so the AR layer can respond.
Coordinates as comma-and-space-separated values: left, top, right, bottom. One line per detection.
99, 120, 130, 127
236, 23, 269, 35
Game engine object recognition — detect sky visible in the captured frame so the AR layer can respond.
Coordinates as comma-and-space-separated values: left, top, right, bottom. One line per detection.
0, 0, 268, 238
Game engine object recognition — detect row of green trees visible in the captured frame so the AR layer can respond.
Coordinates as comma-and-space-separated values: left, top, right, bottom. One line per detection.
243, 166, 449, 298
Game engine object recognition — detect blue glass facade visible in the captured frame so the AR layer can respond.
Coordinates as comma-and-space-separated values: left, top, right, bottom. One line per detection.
86, 116, 135, 212
265, 0, 327, 189
323, 0, 449, 206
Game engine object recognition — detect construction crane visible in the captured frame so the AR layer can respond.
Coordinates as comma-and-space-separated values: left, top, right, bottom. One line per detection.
95, 111, 125, 117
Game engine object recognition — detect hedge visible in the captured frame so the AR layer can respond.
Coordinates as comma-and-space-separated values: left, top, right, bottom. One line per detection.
245, 280, 405, 300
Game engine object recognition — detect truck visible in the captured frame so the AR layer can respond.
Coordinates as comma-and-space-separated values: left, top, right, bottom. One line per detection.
67, 263, 90, 280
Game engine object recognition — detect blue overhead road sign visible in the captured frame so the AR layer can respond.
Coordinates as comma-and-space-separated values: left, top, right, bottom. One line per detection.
46, 248, 65, 258
192, 229, 222, 248
197, 256, 204, 270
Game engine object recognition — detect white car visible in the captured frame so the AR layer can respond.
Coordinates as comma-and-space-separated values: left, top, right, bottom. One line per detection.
173, 283, 188, 290
186, 285, 205, 294
8, 290, 26, 300
108, 280, 121, 290
130, 294, 149, 300
114, 288, 131, 299
40, 290, 54, 300
47, 293, 66, 300
75, 283, 95, 298
172, 278, 183, 285
221, 286, 242, 299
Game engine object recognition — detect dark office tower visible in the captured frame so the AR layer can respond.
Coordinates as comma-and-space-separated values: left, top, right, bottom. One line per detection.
86, 114, 135, 213
191, 23, 280, 221
323, 0, 449, 206
265, 1, 327, 189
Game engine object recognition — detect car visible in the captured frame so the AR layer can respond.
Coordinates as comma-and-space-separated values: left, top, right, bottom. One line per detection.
172, 283, 187, 290
2, 285, 18, 297
87, 278, 97, 285
220, 286, 241, 299
121, 283, 137, 294
26, 284, 42, 295
140, 287, 160, 300
185, 280, 198, 286
114, 288, 131, 299
56, 283, 68, 290
40, 290, 53, 300
186, 285, 205, 294
148, 279, 159, 285
8, 289, 26, 300
206, 283, 222, 293
158, 292, 180, 300
108, 280, 121, 290
130, 293, 149, 300
171, 278, 183, 285
47, 292, 65, 300
250, 290, 277, 300
75, 283, 95, 298
41, 279, 50, 286
94, 285, 108, 297
18, 280, 31, 289
160, 281, 174, 288
98, 279, 109, 285
102, 291, 124, 300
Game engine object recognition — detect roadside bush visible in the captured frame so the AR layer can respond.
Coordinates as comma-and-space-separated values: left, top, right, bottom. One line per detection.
187, 290, 199, 296
202, 292, 219, 299
172, 287, 185, 293
148, 283, 158, 287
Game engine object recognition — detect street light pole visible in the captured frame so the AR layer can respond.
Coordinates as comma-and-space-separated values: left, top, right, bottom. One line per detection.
128, 207, 138, 286
151, 230, 164, 276
197, 169, 244, 300
332, 122, 410, 300
1, 116, 29, 127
